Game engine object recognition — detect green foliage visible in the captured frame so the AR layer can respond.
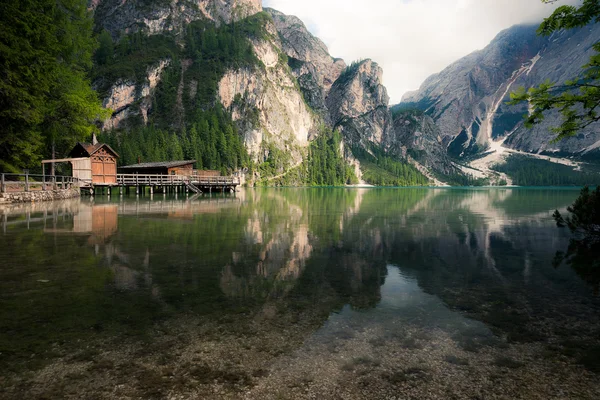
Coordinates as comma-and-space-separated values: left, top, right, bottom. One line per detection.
552, 185, 600, 292
181, 17, 261, 115
101, 105, 249, 173
352, 146, 430, 186
95, 30, 113, 66
433, 170, 490, 187
336, 60, 365, 86
0, 0, 108, 171
509, 0, 600, 140
553, 185, 600, 236
97, 13, 273, 172
256, 142, 294, 181
257, 128, 357, 186
305, 128, 358, 186
92, 32, 178, 97
492, 154, 599, 186
391, 104, 425, 118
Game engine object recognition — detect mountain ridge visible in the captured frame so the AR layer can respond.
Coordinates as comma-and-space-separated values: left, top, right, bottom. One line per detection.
398, 22, 600, 161
91, 0, 599, 186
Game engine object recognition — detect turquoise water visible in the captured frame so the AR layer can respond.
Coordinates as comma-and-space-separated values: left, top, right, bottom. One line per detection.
1, 188, 599, 399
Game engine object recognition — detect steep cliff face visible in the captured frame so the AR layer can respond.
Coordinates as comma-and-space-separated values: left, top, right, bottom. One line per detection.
93, 1, 437, 184
326, 60, 394, 149
390, 111, 455, 175
400, 25, 545, 157
501, 24, 600, 157
266, 8, 346, 119
399, 23, 600, 159
92, 0, 262, 37
101, 60, 170, 130
217, 17, 319, 164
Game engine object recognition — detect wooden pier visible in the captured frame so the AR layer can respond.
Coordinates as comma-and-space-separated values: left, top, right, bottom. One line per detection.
87, 173, 240, 195
0, 172, 240, 197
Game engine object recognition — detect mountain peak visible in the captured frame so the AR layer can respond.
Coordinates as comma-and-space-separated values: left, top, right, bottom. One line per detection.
93, 0, 263, 37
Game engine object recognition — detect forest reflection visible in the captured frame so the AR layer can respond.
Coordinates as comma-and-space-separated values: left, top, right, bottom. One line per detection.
2, 188, 597, 376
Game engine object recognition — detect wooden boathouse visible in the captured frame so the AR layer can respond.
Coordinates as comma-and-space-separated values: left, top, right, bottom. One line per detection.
68, 141, 120, 185
40, 136, 241, 195
117, 161, 239, 195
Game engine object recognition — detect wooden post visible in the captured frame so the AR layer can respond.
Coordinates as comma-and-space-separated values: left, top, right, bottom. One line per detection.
1, 173, 5, 194
42, 167, 46, 191
61, 176, 65, 190
25, 171, 29, 192
52, 176, 57, 190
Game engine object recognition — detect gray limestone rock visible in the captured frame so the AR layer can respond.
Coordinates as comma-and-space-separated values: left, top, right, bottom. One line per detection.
266, 8, 346, 119
326, 60, 394, 149
92, 0, 262, 39
398, 23, 600, 160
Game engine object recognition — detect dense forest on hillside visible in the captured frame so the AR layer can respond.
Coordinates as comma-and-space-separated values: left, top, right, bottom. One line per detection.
100, 105, 249, 172
0, 0, 107, 172
492, 155, 599, 186
352, 146, 430, 186
94, 13, 272, 174
258, 128, 358, 186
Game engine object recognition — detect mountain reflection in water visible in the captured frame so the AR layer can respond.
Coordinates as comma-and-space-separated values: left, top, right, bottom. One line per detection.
1, 188, 599, 399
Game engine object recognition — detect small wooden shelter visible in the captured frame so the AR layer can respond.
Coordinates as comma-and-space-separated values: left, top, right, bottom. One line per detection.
118, 160, 196, 176
42, 135, 119, 186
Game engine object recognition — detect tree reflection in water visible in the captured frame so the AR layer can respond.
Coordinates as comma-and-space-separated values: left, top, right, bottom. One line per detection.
553, 186, 600, 295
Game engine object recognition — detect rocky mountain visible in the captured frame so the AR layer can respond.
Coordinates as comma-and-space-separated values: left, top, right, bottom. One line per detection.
326, 60, 394, 149
266, 8, 346, 120
94, 1, 318, 168
390, 111, 455, 177
91, 0, 262, 37
399, 23, 600, 160
94, 0, 434, 185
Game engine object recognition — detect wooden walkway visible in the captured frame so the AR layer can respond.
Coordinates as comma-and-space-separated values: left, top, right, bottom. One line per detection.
0, 172, 240, 196
89, 174, 240, 195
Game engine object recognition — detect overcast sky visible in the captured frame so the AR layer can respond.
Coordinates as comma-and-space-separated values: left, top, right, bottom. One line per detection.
262, 0, 579, 103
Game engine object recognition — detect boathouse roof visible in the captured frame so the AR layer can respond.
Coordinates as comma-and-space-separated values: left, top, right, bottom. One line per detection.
69, 142, 119, 158
119, 160, 196, 169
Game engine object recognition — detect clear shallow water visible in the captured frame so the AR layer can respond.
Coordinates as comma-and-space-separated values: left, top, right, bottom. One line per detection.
1, 188, 599, 399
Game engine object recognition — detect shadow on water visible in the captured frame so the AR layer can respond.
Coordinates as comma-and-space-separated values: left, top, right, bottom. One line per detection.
1, 188, 600, 398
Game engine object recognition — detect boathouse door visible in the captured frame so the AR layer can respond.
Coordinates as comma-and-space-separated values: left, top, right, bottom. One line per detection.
92, 148, 117, 184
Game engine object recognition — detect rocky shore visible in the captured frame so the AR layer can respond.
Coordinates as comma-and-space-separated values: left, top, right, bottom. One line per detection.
0, 188, 80, 205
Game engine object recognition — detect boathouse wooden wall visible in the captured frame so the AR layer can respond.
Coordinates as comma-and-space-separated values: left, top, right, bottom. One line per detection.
70, 159, 92, 182
168, 164, 194, 176
91, 148, 117, 185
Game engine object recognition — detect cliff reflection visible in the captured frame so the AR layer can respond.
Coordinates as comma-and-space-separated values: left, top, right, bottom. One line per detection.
1, 188, 593, 363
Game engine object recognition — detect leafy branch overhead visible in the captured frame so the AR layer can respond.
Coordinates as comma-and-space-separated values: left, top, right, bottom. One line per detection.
509, 0, 600, 141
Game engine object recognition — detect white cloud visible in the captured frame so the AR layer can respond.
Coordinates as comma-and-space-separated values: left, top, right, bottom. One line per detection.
263, 0, 580, 103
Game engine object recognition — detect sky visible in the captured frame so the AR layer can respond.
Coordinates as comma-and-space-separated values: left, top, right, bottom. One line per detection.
262, 0, 579, 103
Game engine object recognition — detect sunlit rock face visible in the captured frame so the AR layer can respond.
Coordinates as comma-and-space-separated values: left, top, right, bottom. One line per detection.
266, 8, 346, 120
326, 60, 395, 149
217, 17, 319, 164
101, 60, 169, 130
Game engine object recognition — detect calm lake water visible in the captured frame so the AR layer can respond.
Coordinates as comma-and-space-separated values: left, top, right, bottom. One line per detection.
1, 188, 599, 399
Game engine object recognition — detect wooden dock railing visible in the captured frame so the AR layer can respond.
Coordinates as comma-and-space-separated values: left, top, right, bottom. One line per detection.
0, 172, 239, 193
116, 174, 239, 186
1, 173, 88, 193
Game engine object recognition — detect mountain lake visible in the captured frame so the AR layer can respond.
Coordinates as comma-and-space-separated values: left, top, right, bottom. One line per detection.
1, 187, 599, 399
